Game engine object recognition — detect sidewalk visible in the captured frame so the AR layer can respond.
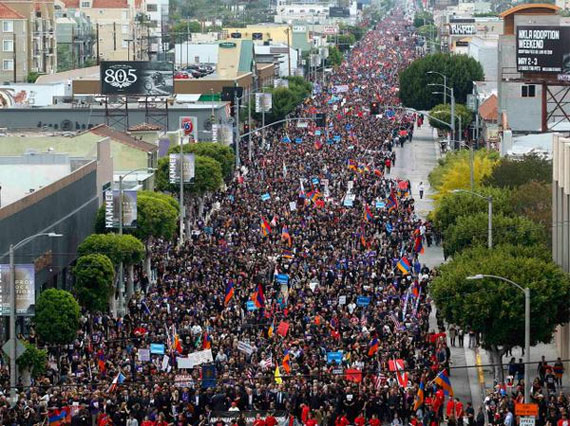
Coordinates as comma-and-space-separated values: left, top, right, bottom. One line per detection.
391, 124, 481, 409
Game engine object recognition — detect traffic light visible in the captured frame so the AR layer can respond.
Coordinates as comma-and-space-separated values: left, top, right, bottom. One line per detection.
370, 102, 380, 115
315, 113, 326, 127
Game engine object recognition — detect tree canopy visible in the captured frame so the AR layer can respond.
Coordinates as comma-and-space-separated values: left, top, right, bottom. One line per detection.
443, 212, 546, 258
134, 191, 179, 241
511, 181, 552, 242
78, 233, 144, 266
169, 142, 235, 180
73, 254, 116, 312
482, 153, 552, 188
156, 154, 224, 195
432, 245, 570, 350
17, 342, 47, 378
432, 186, 513, 232
428, 103, 473, 132
399, 53, 484, 110
35, 289, 80, 345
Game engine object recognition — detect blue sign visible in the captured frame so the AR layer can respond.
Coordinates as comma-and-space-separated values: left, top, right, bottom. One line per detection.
386, 110, 395, 118
327, 139, 334, 145
204, 226, 213, 235
375, 201, 386, 209
334, 135, 341, 142
357, 296, 371, 306
202, 365, 217, 388
150, 343, 165, 355
261, 193, 271, 201
345, 124, 352, 130
327, 351, 343, 364
246, 301, 257, 311
282, 137, 291, 143
315, 130, 322, 136
343, 199, 353, 207
295, 138, 303, 144
276, 274, 290, 285
311, 177, 320, 185
385, 223, 393, 234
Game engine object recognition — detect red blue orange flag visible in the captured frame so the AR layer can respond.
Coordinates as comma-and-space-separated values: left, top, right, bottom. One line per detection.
368, 337, 379, 356
364, 204, 373, 222
434, 369, 454, 396
253, 283, 265, 308
413, 381, 425, 411
203, 331, 212, 349
282, 225, 292, 247
396, 257, 411, 275
261, 218, 272, 236
224, 280, 235, 305
414, 235, 424, 254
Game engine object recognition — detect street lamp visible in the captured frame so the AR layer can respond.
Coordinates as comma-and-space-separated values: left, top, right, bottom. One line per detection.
9, 232, 62, 403
452, 189, 492, 248
117, 167, 155, 314
467, 274, 530, 403
427, 71, 447, 104
429, 83, 455, 141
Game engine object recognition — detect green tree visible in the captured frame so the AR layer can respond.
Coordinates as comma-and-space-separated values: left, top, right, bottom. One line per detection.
35, 289, 80, 345
432, 186, 513, 232
428, 103, 473, 132
399, 53, 484, 110
17, 342, 47, 380
78, 234, 144, 267
170, 142, 235, 180
511, 181, 552, 242
416, 24, 437, 40
413, 11, 433, 27
431, 245, 570, 380
56, 44, 73, 72
482, 153, 552, 188
327, 46, 343, 67
156, 154, 223, 195
266, 87, 298, 123
443, 212, 546, 258
286, 76, 312, 104
73, 254, 115, 312
169, 20, 202, 43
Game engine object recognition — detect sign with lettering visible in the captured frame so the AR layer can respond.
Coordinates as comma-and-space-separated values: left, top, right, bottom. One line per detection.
0, 264, 35, 316
516, 26, 570, 73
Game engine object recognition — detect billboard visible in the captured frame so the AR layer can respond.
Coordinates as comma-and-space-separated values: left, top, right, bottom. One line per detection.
105, 190, 138, 229
255, 93, 272, 113
322, 25, 339, 35
329, 7, 350, 17
179, 116, 198, 140
516, 26, 570, 74
169, 153, 195, 184
449, 24, 476, 35
0, 264, 35, 316
100, 61, 174, 96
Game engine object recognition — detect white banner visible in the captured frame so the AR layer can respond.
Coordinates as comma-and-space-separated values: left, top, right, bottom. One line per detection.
176, 349, 214, 369
255, 93, 272, 113
237, 341, 256, 355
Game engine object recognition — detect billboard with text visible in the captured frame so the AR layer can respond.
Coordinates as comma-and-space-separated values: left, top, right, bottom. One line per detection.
516, 26, 570, 74
101, 61, 174, 96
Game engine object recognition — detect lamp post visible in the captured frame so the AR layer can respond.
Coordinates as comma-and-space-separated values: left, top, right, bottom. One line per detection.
467, 274, 530, 403
429, 83, 455, 141
9, 232, 62, 403
452, 189, 492, 248
118, 167, 155, 314
427, 70, 447, 104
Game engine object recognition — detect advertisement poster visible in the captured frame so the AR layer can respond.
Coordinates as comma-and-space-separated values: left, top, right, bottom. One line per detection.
168, 153, 195, 184
179, 116, 198, 141
516, 26, 570, 73
100, 61, 174, 95
105, 190, 137, 229
0, 264, 35, 316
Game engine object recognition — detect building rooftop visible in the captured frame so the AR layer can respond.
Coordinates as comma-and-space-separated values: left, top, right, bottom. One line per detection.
88, 124, 158, 152
0, 2, 25, 19
91, 0, 128, 8
479, 94, 498, 122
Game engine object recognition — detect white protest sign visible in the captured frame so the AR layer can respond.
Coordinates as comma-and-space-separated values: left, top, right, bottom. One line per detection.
237, 341, 256, 356
176, 349, 214, 369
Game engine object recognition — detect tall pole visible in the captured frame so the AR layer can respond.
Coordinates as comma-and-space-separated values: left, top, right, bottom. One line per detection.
443, 74, 447, 104
113, 22, 117, 51
12, 33, 16, 83
469, 145, 474, 192
179, 133, 184, 247
524, 287, 531, 403
248, 93, 252, 162
234, 82, 240, 169
286, 27, 292, 77
262, 96, 266, 149
487, 196, 493, 249
9, 244, 16, 404
96, 24, 100, 64
458, 115, 462, 150
118, 176, 124, 315
450, 88, 455, 143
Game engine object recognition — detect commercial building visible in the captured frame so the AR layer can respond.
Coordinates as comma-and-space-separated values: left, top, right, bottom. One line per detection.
0, 138, 112, 292
54, 5, 95, 70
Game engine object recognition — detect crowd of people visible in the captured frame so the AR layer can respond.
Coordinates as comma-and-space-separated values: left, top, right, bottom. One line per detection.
0, 8, 483, 426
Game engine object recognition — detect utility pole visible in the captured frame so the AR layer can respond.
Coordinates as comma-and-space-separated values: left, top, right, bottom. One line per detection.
12, 33, 16, 83
96, 23, 100, 64
234, 81, 240, 169
248, 93, 252, 162
113, 22, 117, 51
71, 26, 76, 70
286, 27, 292, 77
179, 132, 184, 247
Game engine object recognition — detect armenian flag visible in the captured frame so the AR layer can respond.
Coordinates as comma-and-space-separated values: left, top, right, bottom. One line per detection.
367, 337, 379, 357
261, 218, 272, 237
412, 281, 420, 298
306, 190, 320, 203
282, 249, 293, 259
203, 331, 212, 349
173, 329, 183, 353
413, 381, 425, 411
414, 235, 424, 254
434, 369, 454, 396
364, 204, 373, 222
48, 406, 71, 425
224, 280, 235, 305
268, 319, 275, 338
282, 225, 292, 247
374, 168, 383, 177
386, 190, 398, 211
282, 350, 291, 374
253, 283, 265, 308
347, 159, 357, 170
396, 257, 412, 275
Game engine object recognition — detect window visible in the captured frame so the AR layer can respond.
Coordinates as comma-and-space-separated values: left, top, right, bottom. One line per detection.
3, 59, 13, 70
3, 21, 13, 33
521, 85, 536, 98
3, 39, 13, 52
81, 1, 90, 6
147, 4, 157, 11
122, 25, 129, 34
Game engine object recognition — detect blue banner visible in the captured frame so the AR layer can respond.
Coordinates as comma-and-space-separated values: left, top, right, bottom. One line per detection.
356, 296, 371, 306
295, 138, 303, 144
202, 364, 217, 388
261, 193, 271, 201
276, 274, 290, 285
246, 301, 257, 311
327, 351, 343, 364
150, 343, 165, 355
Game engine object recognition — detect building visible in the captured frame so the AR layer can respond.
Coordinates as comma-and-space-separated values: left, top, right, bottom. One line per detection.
552, 135, 570, 363
0, 138, 112, 292
468, 36, 499, 82
223, 24, 311, 53
54, 4, 95, 70
254, 44, 298, 78
0, 3, 27, 82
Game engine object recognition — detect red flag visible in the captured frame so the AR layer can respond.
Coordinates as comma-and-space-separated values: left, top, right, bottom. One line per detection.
277, 321, 290, 337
